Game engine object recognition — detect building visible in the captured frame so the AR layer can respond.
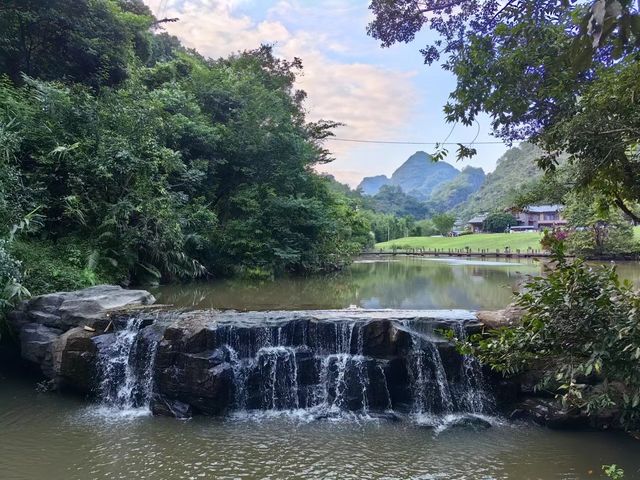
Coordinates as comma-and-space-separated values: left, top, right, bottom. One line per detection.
467, 214, 487, 233
509, 204, 567, 231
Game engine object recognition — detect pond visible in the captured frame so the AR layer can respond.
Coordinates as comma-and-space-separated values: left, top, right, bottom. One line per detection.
1, 366, 640, 480
152, 255, 640, 311
2, 256, 640, 480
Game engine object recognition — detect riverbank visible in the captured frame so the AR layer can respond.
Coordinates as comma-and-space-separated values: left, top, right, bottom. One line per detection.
375, 229, 640, 259
376, 232, 544, 252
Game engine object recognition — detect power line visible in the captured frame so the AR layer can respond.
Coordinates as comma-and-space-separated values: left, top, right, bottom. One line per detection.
326, 137, 504, 146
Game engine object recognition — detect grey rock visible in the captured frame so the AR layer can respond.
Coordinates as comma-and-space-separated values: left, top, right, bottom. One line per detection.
12, 285, 155, 332
9, 285, 155, 386
20, 323, 62, 377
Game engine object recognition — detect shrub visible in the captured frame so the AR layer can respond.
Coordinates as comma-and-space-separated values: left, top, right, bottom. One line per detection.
482, 212, 517, 233
10, 239, 120, 295
461, 243, 640, 429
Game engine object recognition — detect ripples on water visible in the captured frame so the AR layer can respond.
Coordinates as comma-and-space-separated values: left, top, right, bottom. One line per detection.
2, 372, 640, 480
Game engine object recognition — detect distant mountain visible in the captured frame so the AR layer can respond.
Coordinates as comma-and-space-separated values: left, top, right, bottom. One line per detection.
455, 143, 544, 221
358, 175, 390, 196
358, 151, 460, 200
429, 166, 486, 212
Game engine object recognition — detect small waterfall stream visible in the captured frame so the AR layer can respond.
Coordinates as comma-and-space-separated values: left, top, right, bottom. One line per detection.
92, 312, 494, 425
95, 317, 160, 413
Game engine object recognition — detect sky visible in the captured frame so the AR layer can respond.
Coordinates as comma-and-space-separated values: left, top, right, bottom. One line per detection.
144, 0, 509, 187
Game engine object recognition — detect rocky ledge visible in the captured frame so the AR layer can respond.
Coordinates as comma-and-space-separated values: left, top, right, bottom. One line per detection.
5, 285, 617, 429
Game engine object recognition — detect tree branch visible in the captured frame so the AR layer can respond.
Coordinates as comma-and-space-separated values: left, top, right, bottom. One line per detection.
614, 194, 640, 223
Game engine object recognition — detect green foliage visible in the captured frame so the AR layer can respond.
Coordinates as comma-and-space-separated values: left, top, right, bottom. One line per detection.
431, 213, 456, 236
542, 59, 640, 222
0, 0, 154, 88
511, 166, 573, 210
564, 191, 638, 256
363, 185, 430, 219
603, 464, 625, 480
482, 212, 517, 233
462, 244, 640, 429
428, 166, 485, 212
0, 2, 371, 289
456, 143, 546, 220
364, 211, 414, 243
412, 219, 439, 237
10, 239, 116, 295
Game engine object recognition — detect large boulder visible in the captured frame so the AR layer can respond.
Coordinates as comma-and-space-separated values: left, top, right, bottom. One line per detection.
9, 285, 155, 386
10, 285, 155, 332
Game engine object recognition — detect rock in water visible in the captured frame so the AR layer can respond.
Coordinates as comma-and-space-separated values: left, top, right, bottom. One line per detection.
8, 285, 155, 387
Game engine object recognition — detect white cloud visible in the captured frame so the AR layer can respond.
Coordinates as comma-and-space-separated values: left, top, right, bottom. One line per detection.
146, 0, 419, 184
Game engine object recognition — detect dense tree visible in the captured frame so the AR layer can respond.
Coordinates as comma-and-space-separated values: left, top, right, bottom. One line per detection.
0, 0, 371, 291
363, 185, 431, 219
368, 0, 640, 220
431, 213, 456, 236
563, 191, 638, 255
482, 212, 517, 233
0, 0, 155, 88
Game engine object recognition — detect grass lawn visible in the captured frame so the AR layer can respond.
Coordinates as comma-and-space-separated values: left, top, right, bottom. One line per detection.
375, 232, 543, 252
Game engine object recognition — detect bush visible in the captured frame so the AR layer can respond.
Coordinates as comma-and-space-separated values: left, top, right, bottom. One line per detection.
0, 240, 28, 338
462, 243, 640, 429
10, 239, 120, 295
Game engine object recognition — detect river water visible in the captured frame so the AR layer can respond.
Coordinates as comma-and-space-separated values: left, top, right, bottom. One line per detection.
2, 366, 640, 480
2, 256, 640, 480
152, 256, 640, 311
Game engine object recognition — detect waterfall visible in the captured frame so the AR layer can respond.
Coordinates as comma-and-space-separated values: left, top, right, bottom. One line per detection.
451, 323, 494, 414
95, 317, 159, 412
407, 339, 454, 416
92, 312, 494, 424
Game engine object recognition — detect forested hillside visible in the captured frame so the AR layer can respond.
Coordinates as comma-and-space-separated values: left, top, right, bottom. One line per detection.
454, 143, 544, 220
0, 0, 371, 293
428, 166, 486, 212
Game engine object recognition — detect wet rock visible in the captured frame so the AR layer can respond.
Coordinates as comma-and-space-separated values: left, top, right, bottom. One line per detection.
150, 394, 193, 419
154, 343, 234, 415
56, 327, 99, 393
19, 323, 62, 373
477, 304, 523, 329
360, 321, 413, 358
511, 398, 589, 429
9, 285, 156, 386
443, 415, 492, 430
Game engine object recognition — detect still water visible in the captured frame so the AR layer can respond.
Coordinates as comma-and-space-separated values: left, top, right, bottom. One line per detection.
152, 256, 640, 311
2, 256, 640, 480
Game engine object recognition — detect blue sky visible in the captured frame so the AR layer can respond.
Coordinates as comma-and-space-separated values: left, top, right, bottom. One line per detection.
146, 0, 509, 186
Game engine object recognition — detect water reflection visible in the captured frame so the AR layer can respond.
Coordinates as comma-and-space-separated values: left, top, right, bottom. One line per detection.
152, 257, 542, 310
153, 257, 640, 311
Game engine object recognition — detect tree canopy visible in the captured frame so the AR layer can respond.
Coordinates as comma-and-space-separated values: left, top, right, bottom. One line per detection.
0, 0, 371, 291
368, 0, 640, 220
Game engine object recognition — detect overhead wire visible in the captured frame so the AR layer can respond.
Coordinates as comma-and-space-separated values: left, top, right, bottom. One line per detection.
325, 138, 504, 145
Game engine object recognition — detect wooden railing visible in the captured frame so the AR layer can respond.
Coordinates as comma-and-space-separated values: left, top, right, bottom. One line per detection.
366, 247, 555, 258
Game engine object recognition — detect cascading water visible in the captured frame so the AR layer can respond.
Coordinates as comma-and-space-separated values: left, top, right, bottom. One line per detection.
407, 339, 454, 418
451, 323, 494, 414
95, 317, 159, 413
92, 311, 494, 425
